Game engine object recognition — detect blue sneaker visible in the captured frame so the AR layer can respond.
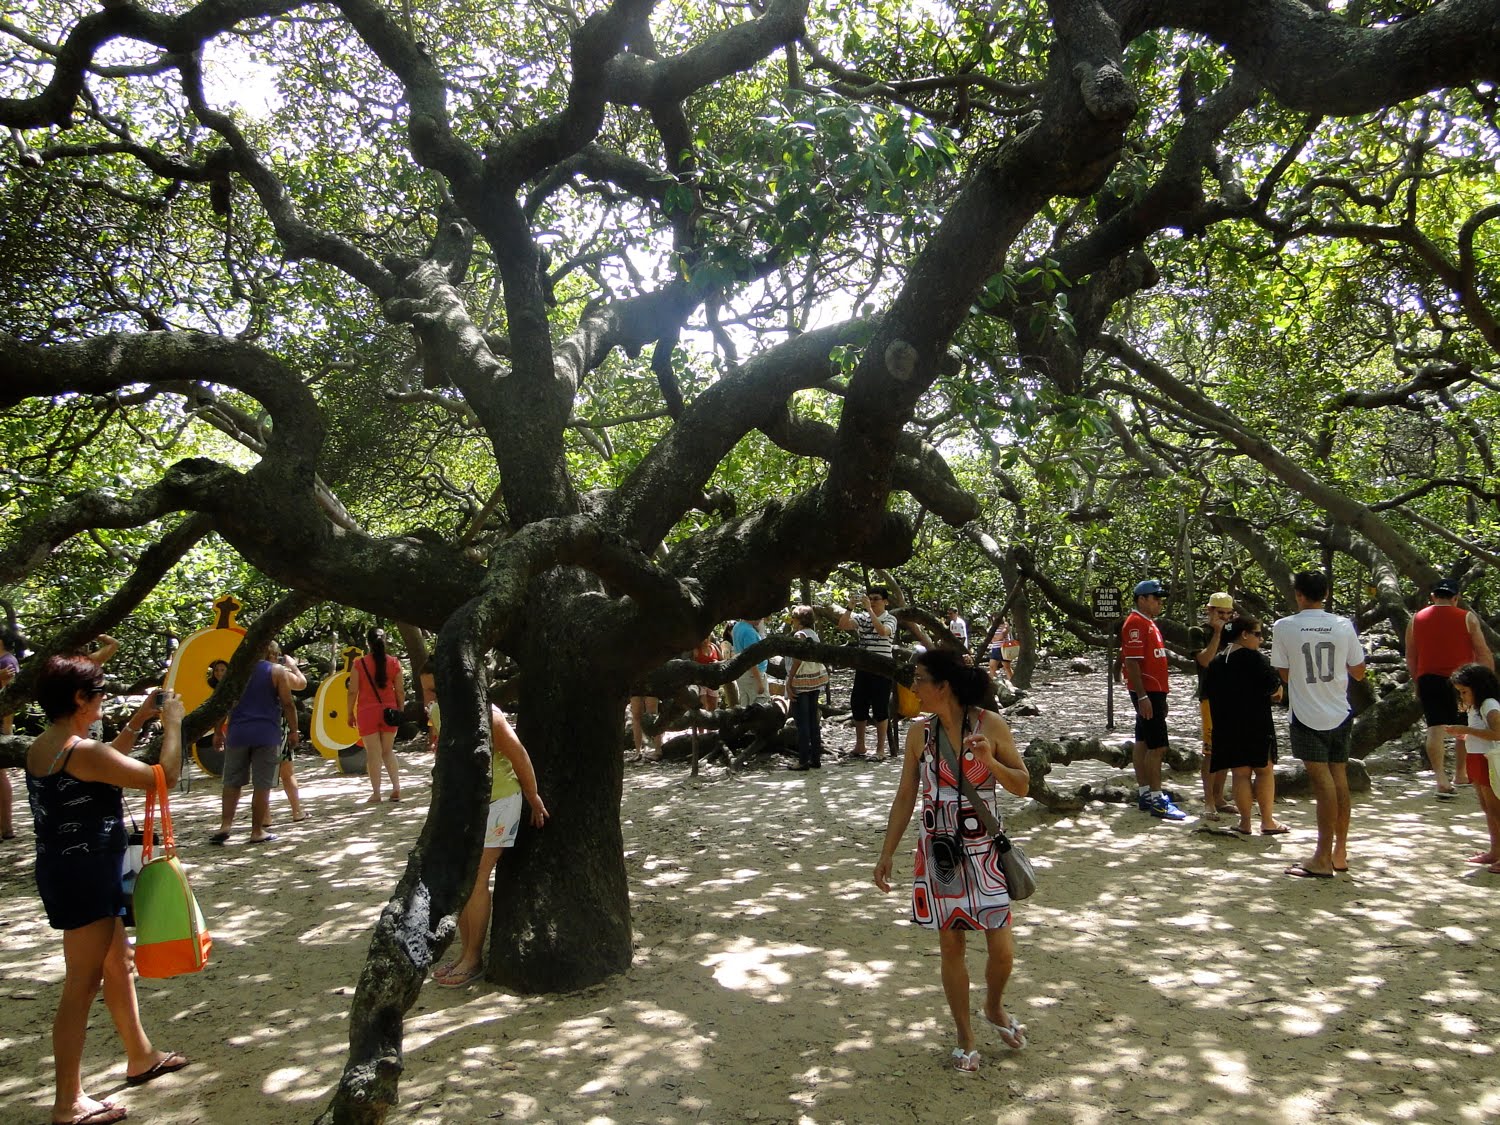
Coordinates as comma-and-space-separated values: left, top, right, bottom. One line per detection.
1137, 792, 1152, 812
1150, 794, 1188, 821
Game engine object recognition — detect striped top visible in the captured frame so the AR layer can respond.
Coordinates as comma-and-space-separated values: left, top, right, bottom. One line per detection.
854, 611, 897, 659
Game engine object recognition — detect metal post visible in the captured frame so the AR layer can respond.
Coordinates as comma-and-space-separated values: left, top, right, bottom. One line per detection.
1106, 634, 1116, 730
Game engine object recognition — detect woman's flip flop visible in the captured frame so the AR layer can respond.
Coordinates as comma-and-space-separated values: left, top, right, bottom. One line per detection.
125, 1050, 190, 1085
950, 1047, 981, 1073
987, 1013, 1027, 1049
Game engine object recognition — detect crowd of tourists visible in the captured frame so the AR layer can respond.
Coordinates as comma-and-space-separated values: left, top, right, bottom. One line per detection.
3, 565, 1495, 1107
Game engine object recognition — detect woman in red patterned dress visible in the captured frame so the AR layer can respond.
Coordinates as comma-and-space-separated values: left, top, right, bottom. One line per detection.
874, 648, 1030, 1072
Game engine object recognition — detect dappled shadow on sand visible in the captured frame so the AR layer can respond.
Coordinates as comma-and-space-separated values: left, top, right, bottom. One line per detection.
2, 726, 1498, 1123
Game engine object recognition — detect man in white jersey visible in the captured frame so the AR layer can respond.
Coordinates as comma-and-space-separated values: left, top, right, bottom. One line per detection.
1269, 571, 1367, 878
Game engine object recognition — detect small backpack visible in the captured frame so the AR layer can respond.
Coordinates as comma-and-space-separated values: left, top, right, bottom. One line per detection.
133, 765, 212, 978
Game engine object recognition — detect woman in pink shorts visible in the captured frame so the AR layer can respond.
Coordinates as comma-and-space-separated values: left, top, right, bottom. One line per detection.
347, 627, 406, 803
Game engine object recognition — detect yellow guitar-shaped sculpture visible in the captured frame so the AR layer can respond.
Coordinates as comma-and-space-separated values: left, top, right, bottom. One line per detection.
312, 645, 364, 773
164, 594, 246, 712
164, 594, 246, 776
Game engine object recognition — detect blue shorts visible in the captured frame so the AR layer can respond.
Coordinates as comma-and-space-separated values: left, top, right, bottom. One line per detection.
37, 851, 126, 931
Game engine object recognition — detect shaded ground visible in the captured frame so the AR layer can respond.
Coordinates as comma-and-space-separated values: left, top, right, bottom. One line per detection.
1, 664, 1496, 1124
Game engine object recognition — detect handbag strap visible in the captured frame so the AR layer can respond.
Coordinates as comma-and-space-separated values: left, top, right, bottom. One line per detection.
141, 764, 174, 861
359, 656, 390, 705
931, 711, 1006, 841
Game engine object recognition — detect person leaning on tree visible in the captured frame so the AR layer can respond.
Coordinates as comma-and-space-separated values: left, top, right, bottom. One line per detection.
1122, 579, 1187, 821
1270, 571, 1367, 879
1405, 578, 1494, 798
431, 700, 548, 988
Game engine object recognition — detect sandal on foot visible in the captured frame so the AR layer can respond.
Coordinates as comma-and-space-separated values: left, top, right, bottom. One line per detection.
987, 1014, 1027, 1050
1260, 824, 1290, 836
1225, 824, 1253, 836
950, 1047, 981, 1073
54, 1103, 128, 1125
1285, 864, 1334, 879
433, 964, 482, 988
1467, 853, 1497, 865
126, 1050, 189, 1086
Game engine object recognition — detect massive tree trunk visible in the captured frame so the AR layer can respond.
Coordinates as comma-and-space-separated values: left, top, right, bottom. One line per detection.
316, 608, 499, 1125
489, 591, 633, 991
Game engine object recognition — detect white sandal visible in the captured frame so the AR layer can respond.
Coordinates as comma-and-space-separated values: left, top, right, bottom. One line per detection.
950, 1047, 981, 1073
987, 1013, 1028, 1050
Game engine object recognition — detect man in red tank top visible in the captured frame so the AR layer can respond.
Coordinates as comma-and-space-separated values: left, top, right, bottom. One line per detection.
1405, 579, 1494, 796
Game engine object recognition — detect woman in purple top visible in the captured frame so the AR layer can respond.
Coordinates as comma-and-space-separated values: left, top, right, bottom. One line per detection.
25, 656, 190, 1124
212, 641, 301, 843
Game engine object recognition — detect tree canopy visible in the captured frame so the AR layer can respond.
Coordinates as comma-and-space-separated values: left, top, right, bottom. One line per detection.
3, 0, 1498, 1120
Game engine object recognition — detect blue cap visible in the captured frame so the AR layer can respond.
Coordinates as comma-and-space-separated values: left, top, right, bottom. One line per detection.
1133, 579, 1168, 597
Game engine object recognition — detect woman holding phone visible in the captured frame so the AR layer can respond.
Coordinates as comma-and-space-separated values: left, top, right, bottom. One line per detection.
25, 656, 190, 1125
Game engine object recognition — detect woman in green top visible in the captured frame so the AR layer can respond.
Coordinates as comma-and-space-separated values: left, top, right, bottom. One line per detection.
431, 703, 549, 987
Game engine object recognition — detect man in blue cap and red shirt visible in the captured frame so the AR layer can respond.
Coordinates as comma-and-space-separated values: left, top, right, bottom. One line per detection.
1123, 579, 1187, 820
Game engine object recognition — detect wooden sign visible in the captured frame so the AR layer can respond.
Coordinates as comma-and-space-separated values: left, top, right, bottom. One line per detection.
1091, 587, 1122, 619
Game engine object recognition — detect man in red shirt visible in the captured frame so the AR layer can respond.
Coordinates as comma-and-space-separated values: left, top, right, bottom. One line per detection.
1122, 579, 1187, 820
1405, 578, 1494, 796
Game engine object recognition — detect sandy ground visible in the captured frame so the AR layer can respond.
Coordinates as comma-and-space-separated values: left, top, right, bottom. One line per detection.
2, 667, 1499, 1125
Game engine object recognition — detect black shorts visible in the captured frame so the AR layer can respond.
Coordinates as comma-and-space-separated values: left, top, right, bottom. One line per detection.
1129, 691, 1169, 748
851, 670, 892, 722
36, 851, 126, 931
1417, 674, 1462, 728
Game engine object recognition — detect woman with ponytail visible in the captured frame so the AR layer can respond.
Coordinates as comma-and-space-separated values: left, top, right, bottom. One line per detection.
347, 627, 406, 803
